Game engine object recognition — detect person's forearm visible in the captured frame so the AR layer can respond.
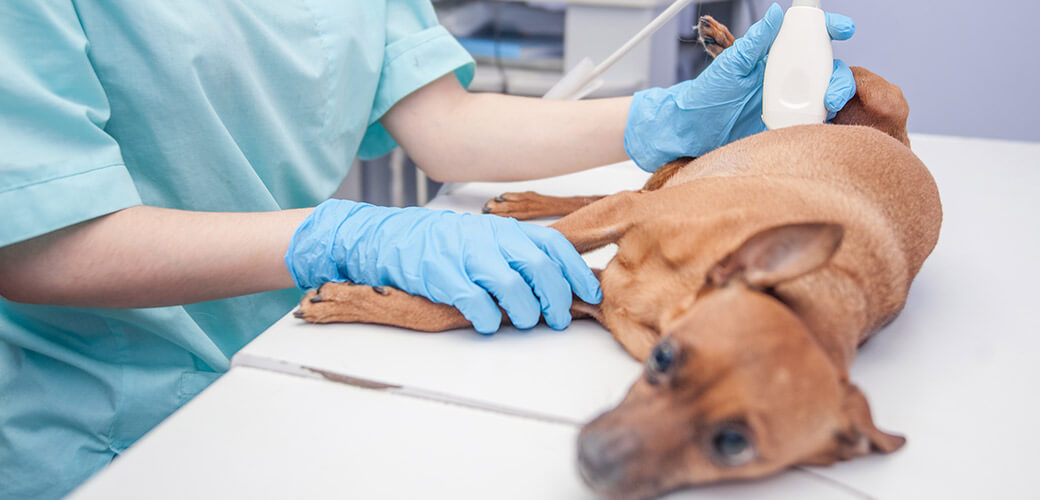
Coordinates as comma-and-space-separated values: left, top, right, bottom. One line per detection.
0, 205, 311, 308
383, 75, 631, 183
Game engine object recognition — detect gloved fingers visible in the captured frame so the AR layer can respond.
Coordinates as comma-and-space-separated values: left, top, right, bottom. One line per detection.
518, 224, 603, 306
467, 254, 543, 330
720, 2, 783, 76
825, 12, 856, 41
825, 59, 857, 118
451, 284, 506, 335
498, 231, 575, 330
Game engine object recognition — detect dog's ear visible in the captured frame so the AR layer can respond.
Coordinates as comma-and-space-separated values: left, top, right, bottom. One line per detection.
801, 383, 906, 466
707, 223, 844, 289
835, 383, 907, 459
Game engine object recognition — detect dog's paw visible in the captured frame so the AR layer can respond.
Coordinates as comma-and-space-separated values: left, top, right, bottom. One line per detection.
482, 191, 552, 220
294, 281, 468, 331
294, 282, 387, 324
697, 15, 735, 58
483, 191, 606, 220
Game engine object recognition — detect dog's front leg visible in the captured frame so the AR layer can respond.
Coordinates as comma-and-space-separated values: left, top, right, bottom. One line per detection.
296, 278, 608, 332
551, 190, 643, 254
483, 192, 606, 220
295, 282, 470, 331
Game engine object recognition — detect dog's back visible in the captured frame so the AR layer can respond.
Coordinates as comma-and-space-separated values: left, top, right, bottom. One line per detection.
669, 123, 940, 271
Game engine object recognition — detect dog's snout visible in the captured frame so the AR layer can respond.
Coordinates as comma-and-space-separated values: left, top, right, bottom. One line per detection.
577, 429, 641, 489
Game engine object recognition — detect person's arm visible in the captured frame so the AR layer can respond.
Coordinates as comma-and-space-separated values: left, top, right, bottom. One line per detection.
0, 206, 311, 308
381, 74, 631, 183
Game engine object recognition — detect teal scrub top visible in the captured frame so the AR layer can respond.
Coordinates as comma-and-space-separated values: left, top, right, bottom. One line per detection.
0, 1, 474, 498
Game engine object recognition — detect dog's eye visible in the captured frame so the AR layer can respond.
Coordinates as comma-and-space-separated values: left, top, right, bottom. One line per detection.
648, 341, 676, 374
711, 428, 755, 466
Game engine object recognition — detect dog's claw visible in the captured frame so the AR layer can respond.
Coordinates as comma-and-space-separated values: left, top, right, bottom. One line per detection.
293, 309, 305, 319
481, 204, 492, 214
495, 195, 506, 202
373, 286, 389, 296
310, 295, 323, 303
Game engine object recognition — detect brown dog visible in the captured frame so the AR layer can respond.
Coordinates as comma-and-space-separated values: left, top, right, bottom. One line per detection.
294, 16, 942, 500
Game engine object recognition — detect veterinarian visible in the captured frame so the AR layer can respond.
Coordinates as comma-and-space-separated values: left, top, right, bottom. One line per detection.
0, 2, 854, 498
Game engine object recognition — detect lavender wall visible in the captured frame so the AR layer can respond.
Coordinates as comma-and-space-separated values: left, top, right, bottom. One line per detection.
739, 0, 1039, 142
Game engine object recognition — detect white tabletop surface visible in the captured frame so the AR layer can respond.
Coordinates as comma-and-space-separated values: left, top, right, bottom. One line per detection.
71, 367, 863, 500
76, 134, 1040, 499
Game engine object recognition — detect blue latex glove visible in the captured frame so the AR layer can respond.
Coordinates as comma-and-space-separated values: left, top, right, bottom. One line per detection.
286, 199, 603, 334
624, 3, 857, 172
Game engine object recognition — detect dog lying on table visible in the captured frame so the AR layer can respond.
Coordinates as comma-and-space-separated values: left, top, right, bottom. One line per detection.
293, 16, 942, 500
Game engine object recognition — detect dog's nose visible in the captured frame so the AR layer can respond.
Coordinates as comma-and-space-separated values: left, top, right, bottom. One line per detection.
577, 429, 641, 489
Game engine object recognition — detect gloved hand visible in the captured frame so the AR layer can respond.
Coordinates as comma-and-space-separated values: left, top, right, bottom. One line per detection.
624, 3, 857, 172
285, 199, 603, 334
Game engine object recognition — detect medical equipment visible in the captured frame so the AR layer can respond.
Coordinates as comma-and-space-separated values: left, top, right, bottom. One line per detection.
623, 4, 855, 171
543, 0, 697, 100
762, 0, 833, 129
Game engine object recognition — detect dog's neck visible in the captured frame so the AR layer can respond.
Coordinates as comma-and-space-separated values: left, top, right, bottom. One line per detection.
770, 285, 865, 372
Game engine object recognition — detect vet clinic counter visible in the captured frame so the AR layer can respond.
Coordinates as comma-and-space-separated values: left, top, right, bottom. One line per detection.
71, 135, 1040, 499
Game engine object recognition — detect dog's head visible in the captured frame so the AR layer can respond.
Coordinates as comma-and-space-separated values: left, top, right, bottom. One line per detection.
578, 223, 905, 499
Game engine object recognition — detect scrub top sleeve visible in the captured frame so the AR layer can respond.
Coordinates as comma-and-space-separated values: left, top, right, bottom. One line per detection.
357, 0, 475, 160
0, 2, 142, 248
